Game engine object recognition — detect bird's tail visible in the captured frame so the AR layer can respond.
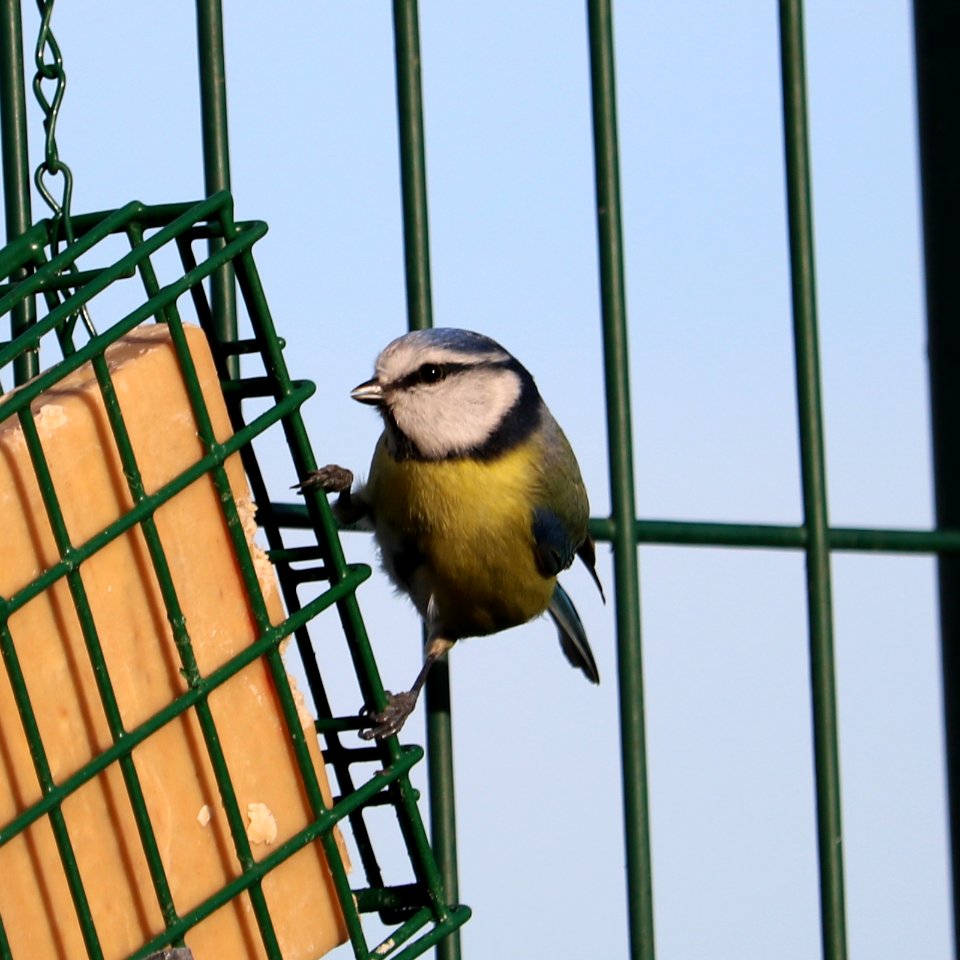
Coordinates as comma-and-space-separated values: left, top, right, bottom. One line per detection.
547, 583, 600, 684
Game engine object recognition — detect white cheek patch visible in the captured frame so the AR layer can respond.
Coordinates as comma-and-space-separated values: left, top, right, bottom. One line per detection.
391, 367, 522, 458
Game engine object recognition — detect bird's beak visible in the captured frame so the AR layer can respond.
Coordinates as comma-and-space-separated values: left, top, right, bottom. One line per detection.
350, 377, 385, 406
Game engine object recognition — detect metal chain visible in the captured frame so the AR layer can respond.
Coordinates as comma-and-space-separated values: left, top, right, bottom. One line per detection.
33, 0, 72, 241
31, 0, 95, 337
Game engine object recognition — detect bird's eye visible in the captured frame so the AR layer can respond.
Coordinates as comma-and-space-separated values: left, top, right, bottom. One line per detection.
419, 363, 445, 384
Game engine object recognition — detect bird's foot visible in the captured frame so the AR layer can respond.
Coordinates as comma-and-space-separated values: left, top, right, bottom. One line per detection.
359, 690, 420, 740
293, 464, 354, 494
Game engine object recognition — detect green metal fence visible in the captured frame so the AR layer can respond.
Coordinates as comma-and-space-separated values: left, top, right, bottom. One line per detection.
0, 2, 957, 960
399, 2, 957, 958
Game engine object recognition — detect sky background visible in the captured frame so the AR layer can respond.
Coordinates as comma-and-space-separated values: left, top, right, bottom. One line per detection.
4, 2, 950, 958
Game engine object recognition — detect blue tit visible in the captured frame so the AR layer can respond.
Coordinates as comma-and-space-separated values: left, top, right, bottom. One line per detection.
301, 327, 603, 739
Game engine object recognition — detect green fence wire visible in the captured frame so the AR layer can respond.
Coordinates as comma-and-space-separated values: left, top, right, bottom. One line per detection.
389, 5, 461, 960
778, 3, 846, 955
914, 0, 960, 947
195, 0, 238, 368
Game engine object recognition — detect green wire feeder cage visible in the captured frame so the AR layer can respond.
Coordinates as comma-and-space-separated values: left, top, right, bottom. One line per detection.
0, 192, 469, 958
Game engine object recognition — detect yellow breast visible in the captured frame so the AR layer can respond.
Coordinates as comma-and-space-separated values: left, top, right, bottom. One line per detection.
367, 438, 554, 637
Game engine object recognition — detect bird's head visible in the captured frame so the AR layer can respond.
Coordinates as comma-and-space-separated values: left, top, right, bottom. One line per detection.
351, 328, 542, 461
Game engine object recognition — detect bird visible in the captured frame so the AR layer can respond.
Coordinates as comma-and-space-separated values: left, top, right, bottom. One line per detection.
299, 327, 604, 739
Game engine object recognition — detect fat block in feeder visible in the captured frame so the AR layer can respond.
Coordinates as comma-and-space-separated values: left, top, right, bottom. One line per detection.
0, 324, 348, 959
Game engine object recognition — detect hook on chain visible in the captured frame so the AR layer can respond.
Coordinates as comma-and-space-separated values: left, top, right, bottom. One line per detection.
34, 161, 73, 244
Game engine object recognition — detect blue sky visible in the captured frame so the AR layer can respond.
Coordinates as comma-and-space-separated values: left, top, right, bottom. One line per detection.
8, 2, 948, 958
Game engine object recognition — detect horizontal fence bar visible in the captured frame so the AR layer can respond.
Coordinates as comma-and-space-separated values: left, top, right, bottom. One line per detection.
590, 518, 960, 554
275, 502, 960, 557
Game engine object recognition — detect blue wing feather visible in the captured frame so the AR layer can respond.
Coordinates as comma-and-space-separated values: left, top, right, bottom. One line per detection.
532, 507, 578, 576
533, 507, 605, 603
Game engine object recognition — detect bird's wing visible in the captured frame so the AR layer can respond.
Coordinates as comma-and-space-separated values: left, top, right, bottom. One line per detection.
547, 583, 600, 683
532, 506, 579, 576
532, 506, 606, 603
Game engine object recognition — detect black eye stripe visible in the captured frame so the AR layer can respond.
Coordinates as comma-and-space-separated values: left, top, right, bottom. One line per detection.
392, 357, 520, 392
395, 363, 454, 389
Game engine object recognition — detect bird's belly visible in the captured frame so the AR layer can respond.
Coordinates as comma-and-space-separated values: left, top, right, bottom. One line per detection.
371, 450, 554, 638
423, 524, 553, 637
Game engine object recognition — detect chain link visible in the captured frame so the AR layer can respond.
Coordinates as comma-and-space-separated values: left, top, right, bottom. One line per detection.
31, 0, 95, 337
33, 1, 72, 240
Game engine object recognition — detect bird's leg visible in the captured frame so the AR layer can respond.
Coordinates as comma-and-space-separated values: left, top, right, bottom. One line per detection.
359, 636, 454, 740
293, 464, 369, 525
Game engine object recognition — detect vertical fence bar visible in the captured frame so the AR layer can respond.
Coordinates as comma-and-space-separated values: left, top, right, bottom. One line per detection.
195, 0, 237, 373
393, 0, 433, 332
392, 3, 462, 958
777, 4, 847, 959
585, 3, 654, 959
0, 0, 38, 384
913, 1, 960, 951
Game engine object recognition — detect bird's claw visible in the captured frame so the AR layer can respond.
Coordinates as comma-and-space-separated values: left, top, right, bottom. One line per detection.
294, 464, 354, 494
358, 691, 419, 740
